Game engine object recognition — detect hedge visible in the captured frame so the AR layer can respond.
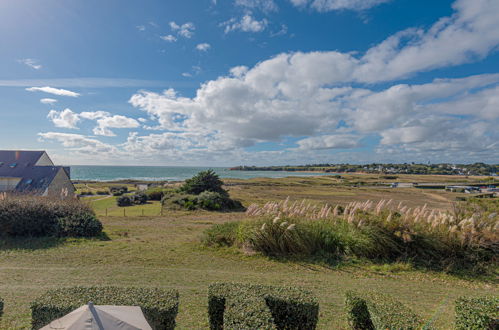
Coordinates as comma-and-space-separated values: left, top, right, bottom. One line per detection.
30, 286, 179, 330
0, 196, 102, 238
455, 296, 498, 330
0, 296, 3, 318
345, 290, 424, 329
208, 282, 319, 330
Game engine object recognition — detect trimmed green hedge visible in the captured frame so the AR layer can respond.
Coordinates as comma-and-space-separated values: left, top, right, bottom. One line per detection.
345, 290, 424, 329
30, 286, 179, 330
208, 282, 319, 330
455, 296, 498, 330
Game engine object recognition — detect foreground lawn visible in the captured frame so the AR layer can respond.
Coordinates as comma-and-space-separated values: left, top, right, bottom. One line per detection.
0, 177, 497, 329
0, 212, 496, 329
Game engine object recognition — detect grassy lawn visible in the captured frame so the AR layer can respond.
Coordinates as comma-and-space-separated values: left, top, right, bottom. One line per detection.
0, 175, 497, 329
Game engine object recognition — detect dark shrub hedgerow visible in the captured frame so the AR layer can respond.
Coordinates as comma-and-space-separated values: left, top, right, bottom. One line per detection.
345, 290, 424, 330
455, 296, 499, 330
31, 286, 179, 330
0, 195, 102, 238
208, 282, 319, 330
0, 296, 3, 318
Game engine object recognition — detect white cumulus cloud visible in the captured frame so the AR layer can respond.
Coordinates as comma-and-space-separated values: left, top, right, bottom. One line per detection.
47, 109, 80, 129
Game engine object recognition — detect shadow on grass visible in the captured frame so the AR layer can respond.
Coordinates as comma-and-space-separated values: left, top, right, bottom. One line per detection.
0, 232, 110, 251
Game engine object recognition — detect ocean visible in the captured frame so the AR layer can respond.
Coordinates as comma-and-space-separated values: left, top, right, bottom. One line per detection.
71, 166, 333, 182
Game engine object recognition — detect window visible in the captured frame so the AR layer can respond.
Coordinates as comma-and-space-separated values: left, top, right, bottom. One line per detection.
9, 163, 17, 168
0, 162, 3, 167
26, 179, 33, 185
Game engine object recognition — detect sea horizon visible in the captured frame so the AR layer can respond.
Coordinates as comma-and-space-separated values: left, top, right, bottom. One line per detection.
70, 165, 333, 182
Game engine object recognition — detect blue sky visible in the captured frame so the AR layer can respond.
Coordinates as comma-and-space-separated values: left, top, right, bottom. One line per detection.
1, 0, 498, 165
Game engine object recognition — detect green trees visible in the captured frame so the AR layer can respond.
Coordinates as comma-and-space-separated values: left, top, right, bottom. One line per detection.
162, 170, 243, 211
180, 170, 228, 196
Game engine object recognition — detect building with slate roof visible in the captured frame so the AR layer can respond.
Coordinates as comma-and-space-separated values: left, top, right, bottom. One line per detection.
0, 150, 75, 198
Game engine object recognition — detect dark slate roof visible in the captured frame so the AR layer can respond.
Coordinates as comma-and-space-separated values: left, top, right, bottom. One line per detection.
13, 166, 62, 193
0, 150, 45, 167
0, 150, 68, 193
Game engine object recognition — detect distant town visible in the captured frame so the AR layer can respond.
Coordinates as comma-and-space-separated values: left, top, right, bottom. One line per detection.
230, 163, 499, 176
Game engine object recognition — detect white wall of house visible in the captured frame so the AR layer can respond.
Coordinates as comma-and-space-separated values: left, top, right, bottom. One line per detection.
0, 177, 21, 192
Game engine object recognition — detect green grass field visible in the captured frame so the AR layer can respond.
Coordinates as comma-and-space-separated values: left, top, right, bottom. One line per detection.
0, 175, 497, 329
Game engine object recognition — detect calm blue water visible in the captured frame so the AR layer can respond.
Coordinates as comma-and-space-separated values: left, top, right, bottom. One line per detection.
71, 166, 333, 182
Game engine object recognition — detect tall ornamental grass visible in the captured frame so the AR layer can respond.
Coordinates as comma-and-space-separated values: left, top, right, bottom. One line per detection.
206, 198, 498, 272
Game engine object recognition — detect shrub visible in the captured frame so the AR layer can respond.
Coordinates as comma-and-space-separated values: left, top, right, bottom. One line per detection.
202, 221, 240, 247
180, 170, 227, 195
96, 190, 108, 195
345, 290, 424, 330
31, 286, 179, 330
0, 296, 3, 318
162, 192, 243, 212
146, 189, 166, 201
163, 194, 198, 210
0, 195, 102, 238
131, 192, 148, 205
455, 296, 498, 330
196, 191, 243, 211
110, 186, 128, 196
58, 213, 103, 237
208, 282, 318, 330
116, 195, 132, 207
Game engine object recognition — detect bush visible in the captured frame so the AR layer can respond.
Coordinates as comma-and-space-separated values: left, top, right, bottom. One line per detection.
131, 192, 148, 205
96, 190, 108, 195
31, 286, 179, 330
455, 296, 498, 330
58, 213, 103, 237
0, 195, 102, 238
162, 192, 243, 212
146, 189, 166, 201
202, 221, 241, 247
196, 191, 243, 211
110, 186, 128, 196
208, 282, 318, 330
163, 194, 198, 210
0, 296, 3, 318
116, 195, 132, 207
345, 290, 424, 330
180, 170, 227, 195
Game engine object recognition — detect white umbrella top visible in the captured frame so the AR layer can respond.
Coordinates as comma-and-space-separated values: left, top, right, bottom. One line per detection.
40, 302, 153, 330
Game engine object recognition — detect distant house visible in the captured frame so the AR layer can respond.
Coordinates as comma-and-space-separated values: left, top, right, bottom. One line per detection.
0, 150, 75, 198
